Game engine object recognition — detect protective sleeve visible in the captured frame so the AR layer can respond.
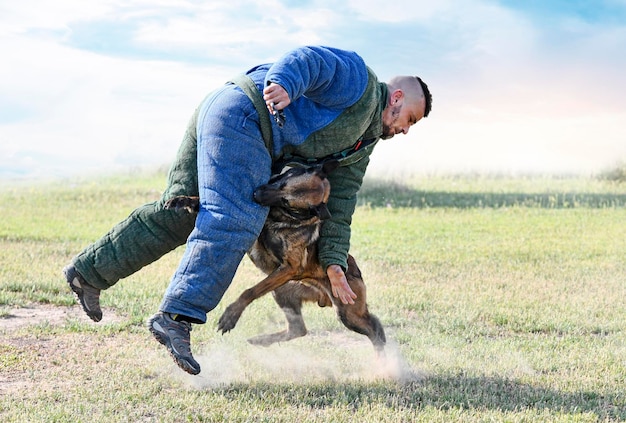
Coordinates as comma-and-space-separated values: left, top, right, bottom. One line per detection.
264, 46, 368, 110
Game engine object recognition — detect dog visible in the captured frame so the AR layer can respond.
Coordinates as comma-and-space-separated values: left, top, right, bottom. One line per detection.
165, 161, 386, 355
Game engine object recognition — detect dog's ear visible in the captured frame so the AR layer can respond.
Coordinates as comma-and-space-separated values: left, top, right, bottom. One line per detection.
319, 160, 340, 178
313, 203, 332, 220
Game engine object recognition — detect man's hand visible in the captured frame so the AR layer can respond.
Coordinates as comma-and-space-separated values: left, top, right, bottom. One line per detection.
263, 83, 291, 112
327, 264, 357, 305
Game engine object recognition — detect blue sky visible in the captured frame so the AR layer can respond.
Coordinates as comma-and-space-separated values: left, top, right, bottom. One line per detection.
1, 0, 625, 179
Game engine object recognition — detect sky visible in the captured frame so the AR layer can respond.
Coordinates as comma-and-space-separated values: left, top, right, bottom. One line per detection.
1, 0, 626, 180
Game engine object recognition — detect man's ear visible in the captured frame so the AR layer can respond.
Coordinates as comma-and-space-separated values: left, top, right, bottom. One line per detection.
390, 89, 404, 106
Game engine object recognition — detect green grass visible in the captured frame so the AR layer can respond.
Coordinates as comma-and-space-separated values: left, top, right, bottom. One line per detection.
1, 171, 625, 422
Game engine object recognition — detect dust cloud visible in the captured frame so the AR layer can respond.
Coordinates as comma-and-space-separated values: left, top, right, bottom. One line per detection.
169, 336, 424, 389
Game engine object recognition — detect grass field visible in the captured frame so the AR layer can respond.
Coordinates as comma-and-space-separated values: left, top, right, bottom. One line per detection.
1, 170, 625, 422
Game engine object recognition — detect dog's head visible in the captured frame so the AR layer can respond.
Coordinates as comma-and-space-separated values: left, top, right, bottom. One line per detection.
254, 160, 339, 221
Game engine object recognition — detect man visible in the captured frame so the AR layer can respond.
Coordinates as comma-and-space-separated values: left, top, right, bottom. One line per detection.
64, 46, 432, 375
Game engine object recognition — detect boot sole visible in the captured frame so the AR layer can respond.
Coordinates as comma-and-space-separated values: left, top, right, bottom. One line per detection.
148, 319, 201, 375
63, 266, 102, 322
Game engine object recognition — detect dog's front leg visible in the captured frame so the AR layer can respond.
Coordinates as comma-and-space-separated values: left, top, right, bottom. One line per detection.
217, 266, 296, 334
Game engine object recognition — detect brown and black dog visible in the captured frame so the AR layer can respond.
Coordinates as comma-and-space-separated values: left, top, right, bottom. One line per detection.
165, 161, 386, 356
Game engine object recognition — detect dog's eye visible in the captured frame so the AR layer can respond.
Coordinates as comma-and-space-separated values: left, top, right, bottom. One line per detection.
281, 198, 290, 207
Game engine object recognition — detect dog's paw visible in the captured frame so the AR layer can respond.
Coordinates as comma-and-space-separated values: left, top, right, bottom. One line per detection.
164, 196, 200, 213
247, 329, 306, 347
217, 302, 244, 334
247, 333, 280, 347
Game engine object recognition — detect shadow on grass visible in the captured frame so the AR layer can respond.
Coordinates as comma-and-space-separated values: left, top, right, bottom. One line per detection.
218, 375, 624, 420
358, 180, 626, 208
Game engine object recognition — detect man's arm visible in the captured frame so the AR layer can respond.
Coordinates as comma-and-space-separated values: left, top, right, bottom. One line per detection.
264, 46, 368, 109
317, 154, 369, 270
317, 153, 371, 304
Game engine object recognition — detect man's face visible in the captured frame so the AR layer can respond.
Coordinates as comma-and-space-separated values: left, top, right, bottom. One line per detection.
381, 96, 425, 139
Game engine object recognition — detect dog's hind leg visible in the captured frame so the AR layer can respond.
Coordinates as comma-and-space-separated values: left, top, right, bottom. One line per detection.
334, 256, 387, 356
248, 282, 329, 346
338, 304, 387, 357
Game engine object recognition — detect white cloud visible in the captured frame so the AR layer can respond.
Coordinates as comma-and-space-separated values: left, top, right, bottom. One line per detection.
0, 29, 228, 178
0, 1, 119, 35
0, 1, 344, 178
346, 0, 451, 23
129, 1, 338, 63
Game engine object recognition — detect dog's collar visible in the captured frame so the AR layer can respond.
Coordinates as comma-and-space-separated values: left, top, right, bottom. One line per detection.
271, 137, 378, 174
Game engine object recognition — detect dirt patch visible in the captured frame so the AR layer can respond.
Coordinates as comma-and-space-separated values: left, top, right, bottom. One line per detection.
0, 303, 121, 331
0, 304, 128, 397
0, 331, 154, 398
